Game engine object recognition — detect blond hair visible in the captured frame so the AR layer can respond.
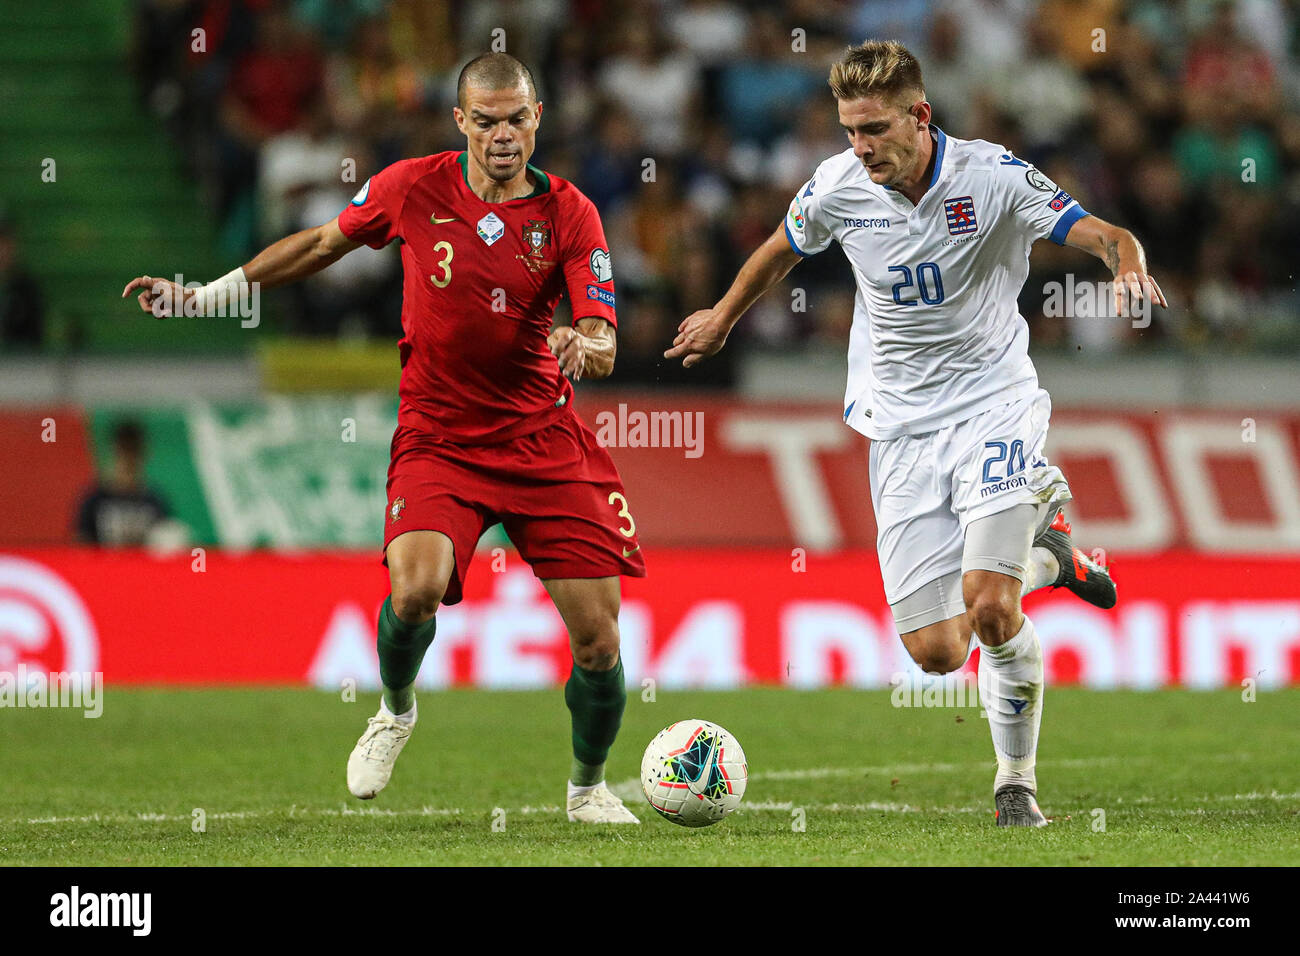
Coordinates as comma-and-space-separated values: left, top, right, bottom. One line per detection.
828, 40, 925, 106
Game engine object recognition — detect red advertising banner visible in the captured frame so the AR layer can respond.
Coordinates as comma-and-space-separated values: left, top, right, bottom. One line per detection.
2, 548, 1298, 690
573, 396, 1300, 554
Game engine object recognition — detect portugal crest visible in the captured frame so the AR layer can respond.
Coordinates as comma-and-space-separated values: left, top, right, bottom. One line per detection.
523, 219, 551, 257
389, 497, 406, 523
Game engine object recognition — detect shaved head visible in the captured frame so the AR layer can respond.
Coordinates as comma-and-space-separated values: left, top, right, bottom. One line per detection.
457, 52, 538, 109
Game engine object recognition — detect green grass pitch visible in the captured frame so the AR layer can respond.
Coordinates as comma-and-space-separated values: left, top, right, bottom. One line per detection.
2, 687, 1298, 866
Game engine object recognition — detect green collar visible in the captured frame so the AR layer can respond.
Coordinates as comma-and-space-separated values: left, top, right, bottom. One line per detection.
457, 151, 550, 200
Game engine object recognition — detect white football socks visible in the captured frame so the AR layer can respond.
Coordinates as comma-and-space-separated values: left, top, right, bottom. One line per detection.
1019, 547, 1060, 597
379, 698, 417, 726
977, 615, 1044, 794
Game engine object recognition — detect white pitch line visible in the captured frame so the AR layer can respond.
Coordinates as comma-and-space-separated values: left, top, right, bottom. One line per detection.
14, 773, 1297, 827
749, 756, 1126, 781
747, 751, 1265, 783
17, 790, 1300, 828
23, 806, 468, 826
741, 799, 981, 815
1110, 790, 1300, 806
609, 756, 1125, 794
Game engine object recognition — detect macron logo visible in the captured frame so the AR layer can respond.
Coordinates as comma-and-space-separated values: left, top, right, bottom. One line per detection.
50, 886, 151, 936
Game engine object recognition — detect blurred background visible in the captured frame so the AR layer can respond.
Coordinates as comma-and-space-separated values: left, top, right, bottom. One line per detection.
1, 0, 1299, 691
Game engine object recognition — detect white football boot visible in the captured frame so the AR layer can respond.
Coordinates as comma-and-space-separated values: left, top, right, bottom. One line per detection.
566, 782, 641, 823
347, 711, 412, 799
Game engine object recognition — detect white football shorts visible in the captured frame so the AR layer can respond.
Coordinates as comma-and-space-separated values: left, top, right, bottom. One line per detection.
869, 388, 1072, 609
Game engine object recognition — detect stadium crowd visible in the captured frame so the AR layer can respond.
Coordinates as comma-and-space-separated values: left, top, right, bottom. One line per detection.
122, 0, 1300, 380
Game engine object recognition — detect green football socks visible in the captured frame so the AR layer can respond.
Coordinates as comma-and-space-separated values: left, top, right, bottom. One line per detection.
565, 657, 626, 786
376, 595, 437, 716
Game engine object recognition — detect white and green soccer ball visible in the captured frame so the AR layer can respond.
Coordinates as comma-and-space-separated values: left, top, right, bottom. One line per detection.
640, 719, 748, 827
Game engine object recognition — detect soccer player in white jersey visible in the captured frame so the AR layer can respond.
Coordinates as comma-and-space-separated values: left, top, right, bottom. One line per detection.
666, 40, 1166, 826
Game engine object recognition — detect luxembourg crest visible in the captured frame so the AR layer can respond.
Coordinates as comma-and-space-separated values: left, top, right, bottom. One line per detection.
389, 497, 406, 523
944, 196, 978, 236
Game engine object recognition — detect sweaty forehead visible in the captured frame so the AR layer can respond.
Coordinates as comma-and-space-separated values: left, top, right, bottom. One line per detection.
462, 81, 535, 115
837, 95, 906, 126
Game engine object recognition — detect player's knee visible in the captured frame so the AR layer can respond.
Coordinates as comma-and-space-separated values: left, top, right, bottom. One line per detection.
570, 616, 620, 671
967, 590, 1020, 645
390, 575, 447, 624
909, 639, 967, 675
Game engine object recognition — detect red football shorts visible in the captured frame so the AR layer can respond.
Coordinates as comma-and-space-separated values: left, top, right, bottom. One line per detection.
382, 409, 647, 604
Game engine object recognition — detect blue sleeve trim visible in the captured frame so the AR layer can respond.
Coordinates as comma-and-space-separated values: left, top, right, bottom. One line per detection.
784, 219, 812, 257
1050, 205, 1089, 245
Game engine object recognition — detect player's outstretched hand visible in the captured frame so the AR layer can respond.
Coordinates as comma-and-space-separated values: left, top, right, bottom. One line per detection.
665, 308, 730, 368
1113, 270, 1167, 319
121, 275, 190, 318
548, 326, 586, 380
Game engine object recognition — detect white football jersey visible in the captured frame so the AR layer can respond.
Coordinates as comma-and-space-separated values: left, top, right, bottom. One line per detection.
785, 127, 1089, 440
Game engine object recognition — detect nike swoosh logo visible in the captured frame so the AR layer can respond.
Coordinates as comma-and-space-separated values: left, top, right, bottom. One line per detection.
686, 732, 720, 796
430, 216, 458, 225
622, 545, 641, 558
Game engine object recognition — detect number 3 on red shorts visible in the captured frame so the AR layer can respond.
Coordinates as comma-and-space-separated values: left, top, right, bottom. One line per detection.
607, 491, 636, 538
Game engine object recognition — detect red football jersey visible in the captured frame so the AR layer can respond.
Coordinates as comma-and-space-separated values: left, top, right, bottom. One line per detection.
337, 151, 617, 444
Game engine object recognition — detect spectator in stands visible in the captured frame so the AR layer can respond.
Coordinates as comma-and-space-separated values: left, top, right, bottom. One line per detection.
125, 0, 1297, 357
324, 14, 425, 167
215, 2, 325, 252
131, 0, 203, 126
0, 216, 44, 349
667, 0, 750, 63
715, 9, 823, 146
75, 420, 173, 547
597, 25, 701, 155
984, 16, 1090, 154
258, 94, 399, 336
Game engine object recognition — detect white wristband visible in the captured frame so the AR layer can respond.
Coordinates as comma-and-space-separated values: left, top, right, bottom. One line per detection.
196, 266, 248, 316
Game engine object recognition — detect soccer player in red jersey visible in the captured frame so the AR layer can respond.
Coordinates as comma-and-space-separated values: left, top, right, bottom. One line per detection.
122, 53, 646, 823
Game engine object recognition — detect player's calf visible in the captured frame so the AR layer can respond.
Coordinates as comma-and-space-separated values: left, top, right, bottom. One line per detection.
381, 530, 454, 714
545, 576, 638, 820
345, 533, 454, 800
346, 594, 439, 799
963, 509, 1048, 821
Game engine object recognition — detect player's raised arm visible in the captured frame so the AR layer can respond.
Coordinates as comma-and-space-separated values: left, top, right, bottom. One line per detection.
665, 224, 802, 368
1062, 214, 1168, 318
120, 217, 361, 317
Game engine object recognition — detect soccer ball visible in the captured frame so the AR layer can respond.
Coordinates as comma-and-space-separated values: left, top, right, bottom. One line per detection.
640, 719, 747, 827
